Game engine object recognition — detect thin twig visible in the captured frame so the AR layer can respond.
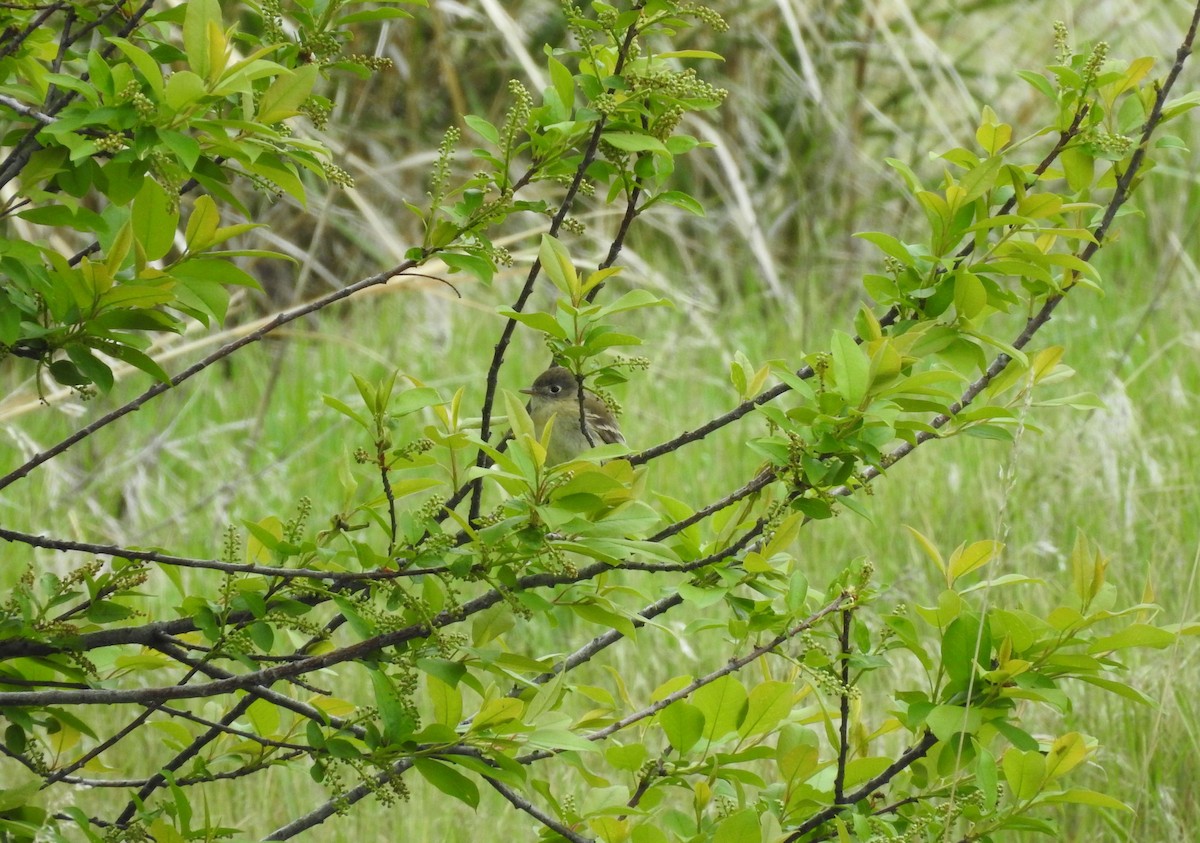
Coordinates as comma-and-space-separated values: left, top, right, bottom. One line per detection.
484, 776, 596, 843
833, 608, 853, 804
114, 695, 256, 825
516, 593, 852, 764
785, 731, 939, 841
0, 527, 436, 581
0, 93, 54, 123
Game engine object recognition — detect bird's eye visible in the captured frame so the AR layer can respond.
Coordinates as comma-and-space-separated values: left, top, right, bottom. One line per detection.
549, 385, 562, 394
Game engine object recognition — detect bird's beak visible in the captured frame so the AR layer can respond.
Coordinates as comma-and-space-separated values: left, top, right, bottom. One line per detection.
519, 387, 535, 395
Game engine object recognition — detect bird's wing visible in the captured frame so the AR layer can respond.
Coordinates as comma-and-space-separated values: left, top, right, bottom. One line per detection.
586, 409, 625, 445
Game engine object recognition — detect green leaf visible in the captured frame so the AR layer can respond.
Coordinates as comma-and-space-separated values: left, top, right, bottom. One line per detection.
547, 54, 575, 112
954, 271, 987, 319
656, 50, 725, 60
164, 70, 208, 111
392, 386, 444, 417
976, 746, 999, 809
1017, 69, 1058, 100
524, 728, 600, 753
257, 65, 319, 124
86, 600, 135, 623
660, 701, 704, 753
977, 117, 1013, 155
441, 251, 494, 283
538, 234, 578, 299
336, 7, 416, 24
843, 756, 894, 788
905, 526, 945, 576
370, 669, 415, 745
941, 613, 987, 684
596, 288, 671, 316
1042, 788, 1133, 811
1061, 147, 1095, 193
958, 155, 1004, 204
91, 340, 170, 383
332, 595, 374, 639
1073, 675, 1156, 706
737, 681, 794, 738
427, 674, 462, 728
184, 195, 220, 252
413, 757, 480, 809
693, 674, 748, 742
174, 277, 230, 325
606, 742, 647, 772
713, 809, 759, 843
602, 132, 668, 153
1043, 732, 1089, 780
947, 540, 1001, 584
66, 344, 114, 392
831, 330, 870, 405
107, 38, 165, 97
926, 704, 981, 741
161, 131, 202, 171
470, 697, 524, 731
0, 782, 41, 814
1002, 748, 1046, 801
244, 156, 308, 205
463, 114, 499, 145
183, 0, 222, 79
654, 190, 705, 216
1089, 623, 1175, 652
854, 231, 914, 265
0, 297, 21, 347
496, 307, 569, 339
570, 599, 636, 639
170, 256, 261, 288
132, 179, 179, 262
242, 518, 283, 553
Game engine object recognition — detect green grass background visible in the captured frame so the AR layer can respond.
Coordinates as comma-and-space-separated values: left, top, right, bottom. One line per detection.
2, 0, 1199, 839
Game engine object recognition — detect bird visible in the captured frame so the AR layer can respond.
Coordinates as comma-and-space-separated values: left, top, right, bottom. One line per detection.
519, 366, 624, 464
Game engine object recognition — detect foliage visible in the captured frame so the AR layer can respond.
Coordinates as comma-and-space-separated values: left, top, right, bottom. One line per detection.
0, 0, 411, 393
1, 2, 1199, 842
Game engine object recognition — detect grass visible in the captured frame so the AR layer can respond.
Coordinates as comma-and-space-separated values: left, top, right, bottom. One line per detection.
3, 0, 1200, 840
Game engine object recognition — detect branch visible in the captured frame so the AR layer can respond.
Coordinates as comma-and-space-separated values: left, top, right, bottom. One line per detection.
114, 695, 256, 825
484, 776, 596, 843
148, 637, 367, 738
517, 593, 852, 764
833, 608, 853, 804
0, 92, 54, 123
263, 756, 417, 840
784, 731, 940, 841
0, 527, 433, 582
517, 590, 684, 693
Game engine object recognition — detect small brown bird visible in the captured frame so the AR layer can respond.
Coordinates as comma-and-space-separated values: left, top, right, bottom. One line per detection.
520, 366, 624, 464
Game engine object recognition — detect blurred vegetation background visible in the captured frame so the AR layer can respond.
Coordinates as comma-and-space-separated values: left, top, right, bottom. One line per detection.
2, 0, 1198, 839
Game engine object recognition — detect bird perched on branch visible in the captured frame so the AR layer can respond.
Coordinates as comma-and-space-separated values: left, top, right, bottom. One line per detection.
520, 366, 624, 464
